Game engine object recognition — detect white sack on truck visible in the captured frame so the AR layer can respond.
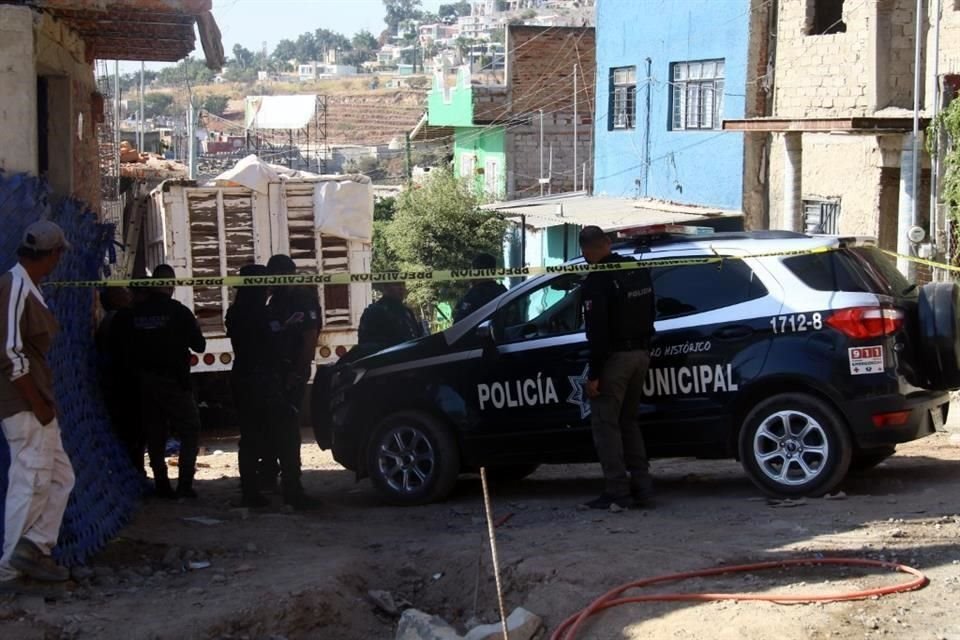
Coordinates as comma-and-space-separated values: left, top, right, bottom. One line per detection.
313, 179, 373, 242
210, 154, 316, 194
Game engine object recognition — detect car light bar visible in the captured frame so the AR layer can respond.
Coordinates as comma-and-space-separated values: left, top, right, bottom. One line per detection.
616, 224, 716, 239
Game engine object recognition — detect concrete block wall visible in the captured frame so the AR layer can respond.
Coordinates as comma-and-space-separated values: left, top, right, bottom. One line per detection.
505, 111, 593, 198
0, 6, 39, 178
507, 26, 596, 117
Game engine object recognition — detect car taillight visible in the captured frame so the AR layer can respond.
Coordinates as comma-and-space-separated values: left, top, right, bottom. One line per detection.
826, 307, 904, 339
872, 410, 911, 428
220, 353, 232, 365
335, 346, 348, 358
319, 346, 332, 359
190, 354, 199, 367
203, 353, 215, 366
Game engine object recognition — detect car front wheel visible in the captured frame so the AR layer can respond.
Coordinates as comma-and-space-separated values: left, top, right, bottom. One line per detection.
367, 411, 461, 506
739, 393, 851, 497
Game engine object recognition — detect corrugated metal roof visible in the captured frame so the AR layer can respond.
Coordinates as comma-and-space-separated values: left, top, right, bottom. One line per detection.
481, 192, 742, 231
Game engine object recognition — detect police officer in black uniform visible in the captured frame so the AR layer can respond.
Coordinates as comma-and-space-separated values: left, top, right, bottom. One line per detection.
225, 264, 276, 507
128, 264, 206, 499
266, 254, 322, 510
357, 282, 424, 351
578, 226, 656, 510
453, 253, 508, 323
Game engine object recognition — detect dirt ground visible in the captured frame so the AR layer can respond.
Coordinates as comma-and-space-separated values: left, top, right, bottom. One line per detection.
2, 411, 960, 640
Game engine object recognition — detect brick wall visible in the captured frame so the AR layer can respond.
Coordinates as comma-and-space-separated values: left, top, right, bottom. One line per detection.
507, 26, 596, 117
473, 85, 511, 123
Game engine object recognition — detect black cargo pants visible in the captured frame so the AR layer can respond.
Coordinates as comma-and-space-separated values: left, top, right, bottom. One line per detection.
589, 350, 653, 497
139, 372, 201, 486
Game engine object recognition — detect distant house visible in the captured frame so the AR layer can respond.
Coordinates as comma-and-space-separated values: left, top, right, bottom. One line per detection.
298, 61, 357, 81
414, 25, 595, 200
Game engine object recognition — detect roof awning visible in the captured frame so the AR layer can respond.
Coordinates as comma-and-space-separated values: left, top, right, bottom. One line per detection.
723, 116, 931, 133
482, 192, 743, 232
33, 0, 224, 68
245, 95, 318, 130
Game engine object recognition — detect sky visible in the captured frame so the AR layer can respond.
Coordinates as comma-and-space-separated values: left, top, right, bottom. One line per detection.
122, 0, 443, 72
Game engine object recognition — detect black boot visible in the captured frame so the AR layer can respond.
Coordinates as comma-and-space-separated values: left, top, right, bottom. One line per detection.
153, 468, 176, 499
176, 474, 198, 499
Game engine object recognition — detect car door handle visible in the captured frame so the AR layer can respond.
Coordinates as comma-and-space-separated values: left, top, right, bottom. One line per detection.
713, 325, 753, 340
564, 349, 591, 361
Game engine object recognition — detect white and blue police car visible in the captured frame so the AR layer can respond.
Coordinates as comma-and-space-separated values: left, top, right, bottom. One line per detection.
316, 230, 956, 505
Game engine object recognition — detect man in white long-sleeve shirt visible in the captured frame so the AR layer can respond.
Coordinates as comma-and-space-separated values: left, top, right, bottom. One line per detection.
0, 221, 74, 583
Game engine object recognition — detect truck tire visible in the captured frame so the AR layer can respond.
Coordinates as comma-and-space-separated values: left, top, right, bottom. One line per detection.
918, 283, 960, 390
367, 411, 460, 506
739, 393, 852, 498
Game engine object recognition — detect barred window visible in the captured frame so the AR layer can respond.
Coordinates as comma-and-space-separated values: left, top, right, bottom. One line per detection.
609, 66, 636, 131
670, 60, 725, 131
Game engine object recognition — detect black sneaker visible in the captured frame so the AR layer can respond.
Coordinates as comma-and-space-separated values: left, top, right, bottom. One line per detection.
176, 484, 198, 499
631, 487, 655, 507
154, 481, 177, 500
581, 493, 635, 511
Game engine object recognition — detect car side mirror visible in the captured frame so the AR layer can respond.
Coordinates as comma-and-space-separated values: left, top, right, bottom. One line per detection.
476, 320, 497, 347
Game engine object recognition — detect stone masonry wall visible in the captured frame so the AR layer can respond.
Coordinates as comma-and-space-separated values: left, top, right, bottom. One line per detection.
774, 0, 873, 116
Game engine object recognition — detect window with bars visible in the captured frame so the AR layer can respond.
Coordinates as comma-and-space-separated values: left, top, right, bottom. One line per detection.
609, 66, 636, 131
669, 59, 725, 131
803, 198, 841, 235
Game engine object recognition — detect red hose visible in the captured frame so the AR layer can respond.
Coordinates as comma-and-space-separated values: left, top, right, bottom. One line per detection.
551, 557, 928, 640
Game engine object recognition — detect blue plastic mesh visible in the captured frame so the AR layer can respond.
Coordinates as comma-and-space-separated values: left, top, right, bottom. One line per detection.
0, 171, 140, 566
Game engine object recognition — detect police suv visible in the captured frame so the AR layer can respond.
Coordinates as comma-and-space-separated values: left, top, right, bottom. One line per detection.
317, 230, 957, 505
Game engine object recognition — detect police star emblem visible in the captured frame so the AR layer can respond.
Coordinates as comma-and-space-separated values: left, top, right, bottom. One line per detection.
567, 364, 592, 419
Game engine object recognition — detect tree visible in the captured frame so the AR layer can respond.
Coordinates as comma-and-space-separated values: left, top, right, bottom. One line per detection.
155, 57, 215, 87
439, 1, 471, 19
200, 94, 230, 116
929, 99, 960, 262
315, 28, 352, 60
385, 168, 506, 314
127, 92, 175, 119
272, 38, 298, 68
372, 196, 399, 275
384, 0, 423, 35
352, 29, 379, 52
232, 44, 255, 69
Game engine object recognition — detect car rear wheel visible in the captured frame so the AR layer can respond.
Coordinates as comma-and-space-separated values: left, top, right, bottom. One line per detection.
739, 394, 852, 497
918, 282, 960, 390
367, 411, 460, 506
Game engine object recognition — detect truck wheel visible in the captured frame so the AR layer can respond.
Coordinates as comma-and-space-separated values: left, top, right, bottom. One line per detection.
918, 283, 960, 390
739, 393, 851, 497
367, 411, 460, 506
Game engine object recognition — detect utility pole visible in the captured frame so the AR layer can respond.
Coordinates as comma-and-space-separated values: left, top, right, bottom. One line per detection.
904, 0, 924, 279
187, 101, 196, 180
138, 61, 145, 152
930, 0, 943, 271
405, 131, 413, 185
644, 58, 653, 197
573, 63, 578, 192
539, 109, 544, 196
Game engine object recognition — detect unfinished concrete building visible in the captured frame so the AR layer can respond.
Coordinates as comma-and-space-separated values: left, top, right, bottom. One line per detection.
726, 0, 958, 260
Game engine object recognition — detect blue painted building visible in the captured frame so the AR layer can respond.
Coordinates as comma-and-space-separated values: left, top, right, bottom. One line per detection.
593, 0, 768, 222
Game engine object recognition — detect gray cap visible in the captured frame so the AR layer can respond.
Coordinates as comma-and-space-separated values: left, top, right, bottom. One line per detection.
21, 220, 70, 252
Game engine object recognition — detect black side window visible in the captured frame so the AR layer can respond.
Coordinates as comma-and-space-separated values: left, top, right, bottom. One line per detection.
783, 251, 877, 294
650, 259, 768, 320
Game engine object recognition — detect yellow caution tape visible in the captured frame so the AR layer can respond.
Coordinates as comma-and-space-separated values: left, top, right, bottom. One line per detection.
880, 249, 960, 274
48, 246, 835, 289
